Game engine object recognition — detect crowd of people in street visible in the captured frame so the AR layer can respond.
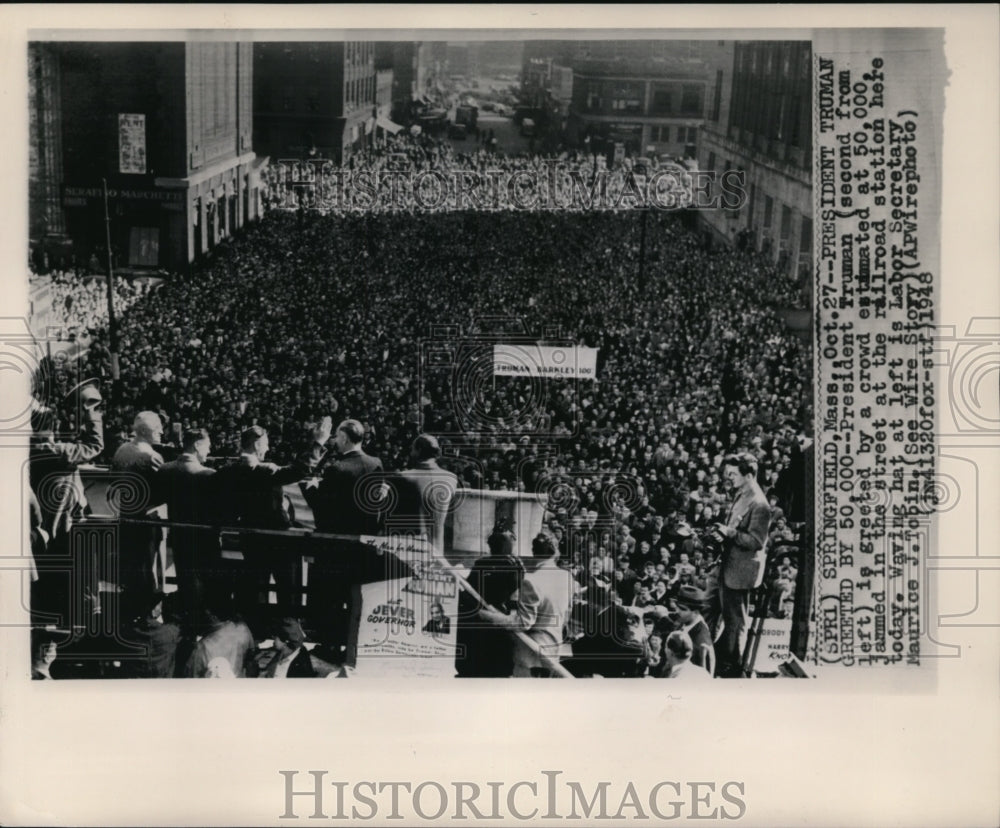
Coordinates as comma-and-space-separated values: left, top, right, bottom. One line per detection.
28, 198, 809, 679
260, 131, 700, 214
29, 267, 154, 344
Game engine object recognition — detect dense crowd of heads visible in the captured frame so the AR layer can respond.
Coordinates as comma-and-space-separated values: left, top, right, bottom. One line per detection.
261, 131, 701, 214
51, 209, 807, 480
31, 198, 811, 676
31, 267, 152, 344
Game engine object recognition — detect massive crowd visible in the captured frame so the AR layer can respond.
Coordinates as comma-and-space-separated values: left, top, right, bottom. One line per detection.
30, 267, 154, 344
261, 131, 700, 214
30, 194, 810, 679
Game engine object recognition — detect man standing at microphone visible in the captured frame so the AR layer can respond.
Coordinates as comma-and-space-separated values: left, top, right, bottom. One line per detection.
712, 453, 772, 678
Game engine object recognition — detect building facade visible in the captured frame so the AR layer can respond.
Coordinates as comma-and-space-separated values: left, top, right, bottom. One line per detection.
30, 41, 260, 272
375, 69, 394, 121
697, 41, 812, 280
28, 43, 66, 251
374, 42, 435, 123
568, 59, 710, 158
253, 42, 376, 166
523, 40, 730, 160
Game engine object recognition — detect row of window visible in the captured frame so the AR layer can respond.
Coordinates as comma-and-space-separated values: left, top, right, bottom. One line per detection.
751, 186, 812, 253
345, 41, 374, 68
729, 44, 810, 149
737, 42, 811, 80
582, 81, 705, 117
345, 73, 376, 110
270, 76, 375, 114
649, 125, 698, 144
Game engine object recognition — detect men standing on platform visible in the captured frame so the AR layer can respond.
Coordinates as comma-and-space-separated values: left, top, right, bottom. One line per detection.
712, 454, 772, 678
301, 419, 383, 658
29, 380, 105, 622
214, 419, 331, 621
157, 428, 218, 616
112, 411, 165, 472
389, 434, 457, 554
111, 411, 166, 618
304, 419, 384, 536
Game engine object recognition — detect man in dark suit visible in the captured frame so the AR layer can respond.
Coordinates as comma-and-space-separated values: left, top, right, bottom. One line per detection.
456, 524, 524, 678
157, 429, 218, 616
713, 453, 772, 677
215, 420, 331, 620
387, 434, 457, 555
111, 411, 167, 617
304, 419, 384, 536
300, 419, 382, 655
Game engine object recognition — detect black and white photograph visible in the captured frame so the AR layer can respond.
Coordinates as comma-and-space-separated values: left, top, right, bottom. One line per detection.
21, 34, 817, 682
1, 5, 997, 827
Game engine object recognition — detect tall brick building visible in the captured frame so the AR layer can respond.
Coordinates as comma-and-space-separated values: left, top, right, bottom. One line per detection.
521, 40, 730, 159
697, 41, 813, 279
253, 42, 376, 166
29, 41, 261, 272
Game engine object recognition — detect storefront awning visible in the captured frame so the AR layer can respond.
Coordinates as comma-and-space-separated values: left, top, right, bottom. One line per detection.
376, 117, 404, 135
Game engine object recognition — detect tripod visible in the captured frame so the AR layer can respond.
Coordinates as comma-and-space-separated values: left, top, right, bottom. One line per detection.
739, 549, 782, 678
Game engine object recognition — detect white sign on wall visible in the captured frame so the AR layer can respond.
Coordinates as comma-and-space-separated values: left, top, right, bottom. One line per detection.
118, 113, 146, 174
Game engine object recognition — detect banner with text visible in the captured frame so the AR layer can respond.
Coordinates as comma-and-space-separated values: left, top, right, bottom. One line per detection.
353, 547, 459, 678
493, 344, 598, 379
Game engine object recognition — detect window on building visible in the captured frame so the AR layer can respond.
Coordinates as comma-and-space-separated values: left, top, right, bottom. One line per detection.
800, 216, 813, 253
128, 227, 159, 267
680, 84, 704, 115
611, 98, 642, 112
652, 126, 670, 143
612, 98, 642, 113
763, 195, 774, 229
711, 69, 723, 121
610, 82, 643, 113
780, 205, 792, 241
650, 86, 672, 115
586, 83, 602, 111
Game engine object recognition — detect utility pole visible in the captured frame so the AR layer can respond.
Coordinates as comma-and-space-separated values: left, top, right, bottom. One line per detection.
101, 179, 120, 397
